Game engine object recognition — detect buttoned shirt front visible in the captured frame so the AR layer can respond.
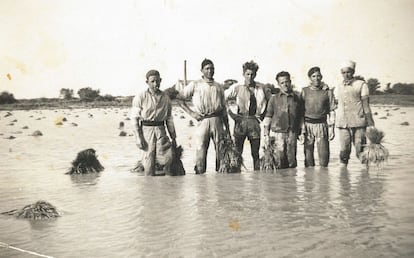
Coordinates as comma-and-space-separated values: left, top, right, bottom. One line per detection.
180, 78, 226, 115
130, 88, 173, 122
265, 90, 303, 133
224, 82, 267, 117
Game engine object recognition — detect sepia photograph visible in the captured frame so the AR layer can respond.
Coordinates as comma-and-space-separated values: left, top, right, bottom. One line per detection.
1, 0, 413, 257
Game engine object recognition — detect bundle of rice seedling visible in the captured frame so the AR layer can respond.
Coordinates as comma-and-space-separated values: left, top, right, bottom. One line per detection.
67, 148, 104, 174
170, 145, 185, 176
360, 127, 389, 168
218, 137, 243, 173
131, 160, 163, 173
1, 201, 60, 220
260, 143, 280, 172
132, 145, 185, 176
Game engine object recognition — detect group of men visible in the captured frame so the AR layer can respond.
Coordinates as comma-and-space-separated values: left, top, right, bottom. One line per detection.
130, 59, 375, 176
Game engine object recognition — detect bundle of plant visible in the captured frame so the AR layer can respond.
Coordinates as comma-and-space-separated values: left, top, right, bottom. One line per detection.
66, 148, 104, 174
360, 127, 389, 168
170, 145, 186, 176
164, 86, 179, 100
218, 137, 243, 173
260, 143, 280, 172
2, 201, 60, 220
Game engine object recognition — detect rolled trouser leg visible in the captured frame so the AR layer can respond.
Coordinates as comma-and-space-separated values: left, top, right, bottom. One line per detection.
287, 130, 298, 168
142, 126, 156, 176
250, 138, 260, 170
304, 139, 315, 167
318, 137, 330, 167
155, 126, 173, 175
195, 119, 210, 174
353, 127, 366, 161
339, 128, 352, 164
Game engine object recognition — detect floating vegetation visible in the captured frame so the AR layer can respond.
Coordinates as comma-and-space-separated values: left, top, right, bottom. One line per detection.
22, 126, 29, 129
67, 148, 104, 174
218, 137, 242, 173
4, 112, 12, 117
260, 143, 280, 172
119, 131, 127, 136
360, 127, 389, 168
5, 136, 16, 140
400, 122, 409, 126
188, 120, 194, 127
71, 122, 78, 127
1, 201, 60, 220
119, 121, 125, 129
31, 130, 43, 136
180, 115, 185, 119
379, 117, 387, 119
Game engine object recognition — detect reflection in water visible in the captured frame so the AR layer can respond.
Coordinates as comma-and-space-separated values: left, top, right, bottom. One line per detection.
69, 173, 101, 186
0, 108, 414, 257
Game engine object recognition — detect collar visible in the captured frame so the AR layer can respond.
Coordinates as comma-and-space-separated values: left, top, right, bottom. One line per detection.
202, 76, 215, 85
278, 89, 294, 97
147, 88, 162, 96
309, 82, 329, 90
244, 81, 256, 89
343, 78, 355, 86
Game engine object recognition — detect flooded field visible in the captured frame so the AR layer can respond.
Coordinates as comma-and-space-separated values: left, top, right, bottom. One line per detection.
0, 106, 413, 257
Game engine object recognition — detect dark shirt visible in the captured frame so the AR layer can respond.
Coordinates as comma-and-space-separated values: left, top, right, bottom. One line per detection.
265, 91, 303, 133
301, 84, 335, 121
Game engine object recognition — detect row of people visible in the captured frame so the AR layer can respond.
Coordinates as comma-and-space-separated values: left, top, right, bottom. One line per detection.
130, 59, 375, 175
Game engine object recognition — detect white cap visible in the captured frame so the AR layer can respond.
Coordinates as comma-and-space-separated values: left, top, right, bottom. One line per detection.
340, 60, 356, 70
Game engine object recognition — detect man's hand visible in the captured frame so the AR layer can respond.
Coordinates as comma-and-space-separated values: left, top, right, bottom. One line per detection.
328, 125, 335, 141
136, 136, 147, 150
297, 133, 305, 144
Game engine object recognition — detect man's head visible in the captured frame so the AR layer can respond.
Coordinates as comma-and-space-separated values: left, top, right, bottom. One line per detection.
340, 60, 356, 81
242, 61, 259, 86
201, 58, 214, 81
308, 66, 322, 86
276, 71, 292, 93
146, 69, 161, 93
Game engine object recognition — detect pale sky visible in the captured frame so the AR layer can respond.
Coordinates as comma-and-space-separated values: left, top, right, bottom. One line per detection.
1, 0, 413, 98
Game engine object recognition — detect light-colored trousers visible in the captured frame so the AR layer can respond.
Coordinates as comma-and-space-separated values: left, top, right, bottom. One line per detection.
304, 122, 329, 167
338, 127, 366, 165
141, 125, 173, 176
195, 116, 226, 174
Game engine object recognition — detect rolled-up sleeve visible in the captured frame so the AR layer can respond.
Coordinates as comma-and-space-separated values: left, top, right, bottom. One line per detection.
129, 95, 142, 126
180, 81, 196, 99
361, 82, 369, 98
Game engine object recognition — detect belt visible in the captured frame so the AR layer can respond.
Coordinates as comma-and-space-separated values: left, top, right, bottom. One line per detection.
199, 110, 223, 120
305, 117, 327, 124
141, 120, 165, 126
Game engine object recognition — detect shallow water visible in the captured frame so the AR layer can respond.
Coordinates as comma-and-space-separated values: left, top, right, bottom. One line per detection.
0, 106, 413, 257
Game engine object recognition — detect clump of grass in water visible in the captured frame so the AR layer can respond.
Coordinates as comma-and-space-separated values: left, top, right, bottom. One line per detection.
67, 148, 104, 174
360, 127, 389, 168
1, 201, 60, 220
260, 142, 280, 172
218, 137, 243, 173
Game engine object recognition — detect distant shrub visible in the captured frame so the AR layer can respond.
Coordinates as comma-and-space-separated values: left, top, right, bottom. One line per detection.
77, 87, 100, 102
391, 83, 414, 95
0, 91, 17, 104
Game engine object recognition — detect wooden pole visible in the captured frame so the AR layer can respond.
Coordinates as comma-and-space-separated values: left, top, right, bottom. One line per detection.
184, 60, 187, 86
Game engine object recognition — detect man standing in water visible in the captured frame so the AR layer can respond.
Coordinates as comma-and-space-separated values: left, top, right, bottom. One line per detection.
178, 59, 230, 174
334, 60, 375, 167
301, 67, 336, 167
263, 71, 304, 169
130, 70, 177, 176
225, 61, 267, 170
